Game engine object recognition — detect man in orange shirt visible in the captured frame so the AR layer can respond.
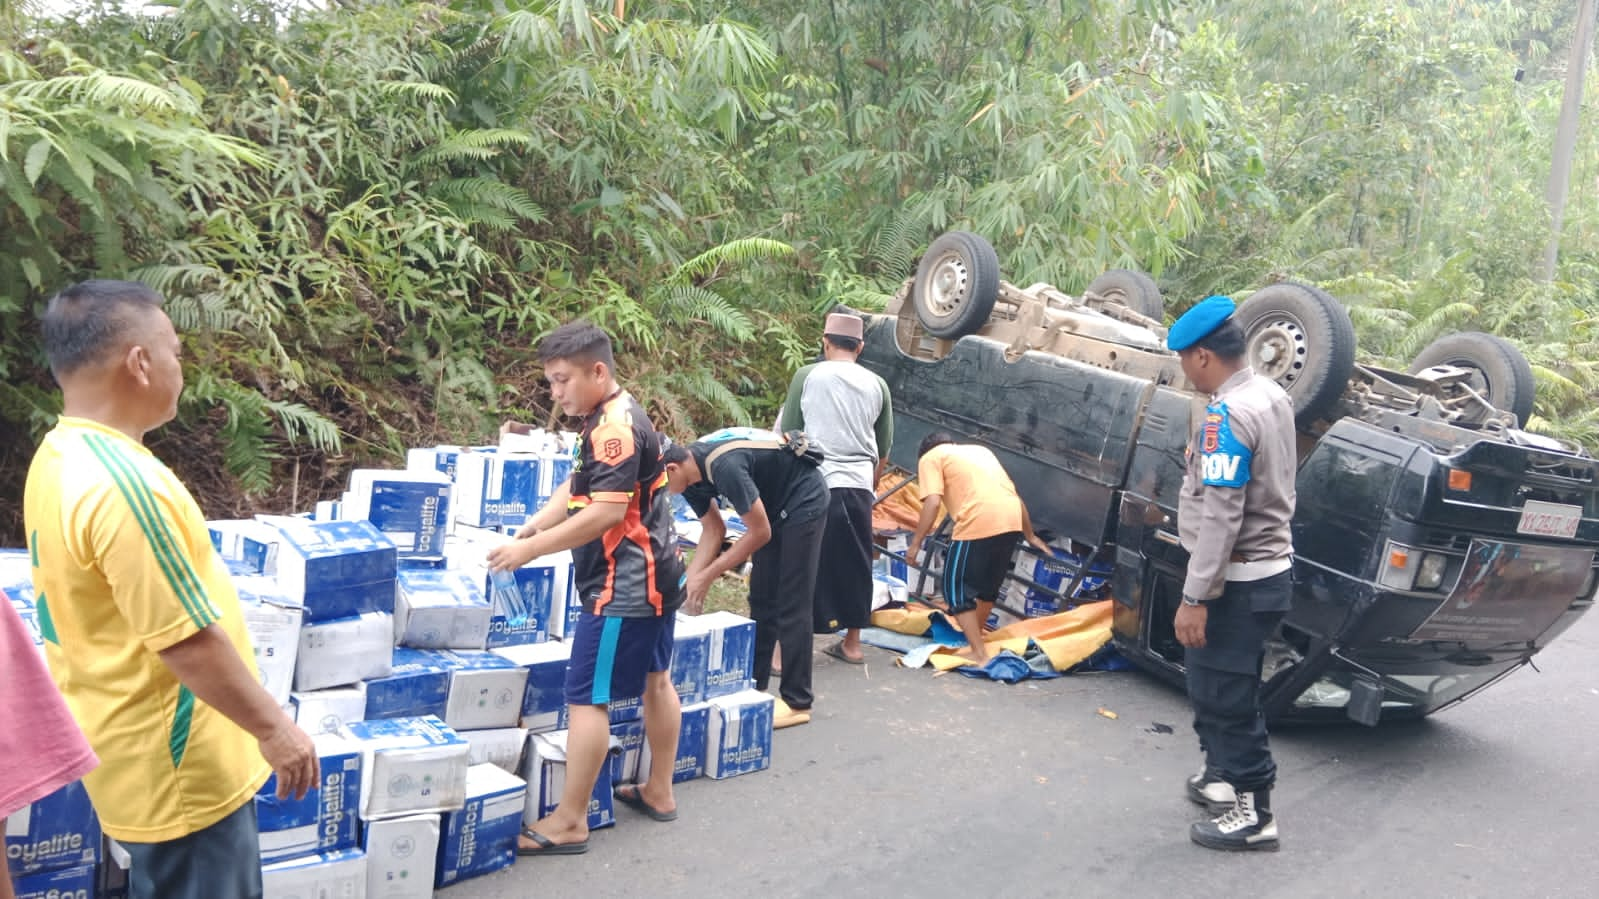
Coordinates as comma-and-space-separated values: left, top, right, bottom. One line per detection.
907, 432, 1049, 662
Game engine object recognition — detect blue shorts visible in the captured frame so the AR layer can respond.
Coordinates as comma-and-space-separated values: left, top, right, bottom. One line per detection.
564, 610, 676, 706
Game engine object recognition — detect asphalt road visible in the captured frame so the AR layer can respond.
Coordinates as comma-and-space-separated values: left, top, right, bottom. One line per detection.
450, 609, 1599, 899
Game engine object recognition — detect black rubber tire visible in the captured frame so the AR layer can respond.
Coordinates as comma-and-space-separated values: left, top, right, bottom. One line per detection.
1408, 331, 1536, 426
911, 231, 1000, 339
1086, 269, 1162, 320
1233, 282, 1357, 428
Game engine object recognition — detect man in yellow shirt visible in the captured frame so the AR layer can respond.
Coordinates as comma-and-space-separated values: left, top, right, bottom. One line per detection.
908, 432, 1049, 662
23, 280, 319, 899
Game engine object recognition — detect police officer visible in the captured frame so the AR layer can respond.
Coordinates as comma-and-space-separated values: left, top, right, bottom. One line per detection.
1168, 295, 1296, 852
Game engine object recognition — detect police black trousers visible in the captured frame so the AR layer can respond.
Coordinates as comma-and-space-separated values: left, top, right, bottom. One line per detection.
748, 511, 825, 710
1185, 573, 1290, 792
123, 798, 262, 899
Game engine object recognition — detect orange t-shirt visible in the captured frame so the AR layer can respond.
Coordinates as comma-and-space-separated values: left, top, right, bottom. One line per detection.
916, 444, 1024, 540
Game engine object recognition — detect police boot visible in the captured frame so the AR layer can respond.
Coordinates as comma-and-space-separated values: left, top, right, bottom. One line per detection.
1186, 762, 1236, 814
1190, 788, 1279, 852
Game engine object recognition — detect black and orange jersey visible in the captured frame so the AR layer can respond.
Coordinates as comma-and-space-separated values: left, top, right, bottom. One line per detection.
568, 390, 684, 617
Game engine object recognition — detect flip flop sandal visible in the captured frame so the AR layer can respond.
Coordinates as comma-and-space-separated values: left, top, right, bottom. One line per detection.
517, 828, 589, 856
823, 640, 865, 665
614, 784, 679, 822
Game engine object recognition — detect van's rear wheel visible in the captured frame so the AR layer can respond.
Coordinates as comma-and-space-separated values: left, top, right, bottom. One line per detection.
1408, 332, 1536, 426
1085, 269, 1162, 320
912, 231, 1000, 339
1233, 283, 1357, 428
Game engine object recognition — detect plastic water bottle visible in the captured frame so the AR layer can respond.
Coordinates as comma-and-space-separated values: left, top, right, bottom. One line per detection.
490, 568, 530, 626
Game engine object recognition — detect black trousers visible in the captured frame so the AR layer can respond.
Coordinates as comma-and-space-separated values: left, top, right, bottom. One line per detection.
1185, 572, 1290, 793
749, 511, 825, 709
812, 487, 875, 633
123, 799, 262, 899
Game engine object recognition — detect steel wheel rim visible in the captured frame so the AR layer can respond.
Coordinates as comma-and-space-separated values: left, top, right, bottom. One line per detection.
923, 251, 970, 317
1248, 314, 1308, 388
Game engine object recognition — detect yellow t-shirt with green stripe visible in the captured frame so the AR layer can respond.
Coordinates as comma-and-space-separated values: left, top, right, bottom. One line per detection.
23, 417, 270, 843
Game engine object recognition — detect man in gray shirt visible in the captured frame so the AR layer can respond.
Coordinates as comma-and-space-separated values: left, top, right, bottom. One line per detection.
780, 312, 893, 664
1168, 295, 1296, 853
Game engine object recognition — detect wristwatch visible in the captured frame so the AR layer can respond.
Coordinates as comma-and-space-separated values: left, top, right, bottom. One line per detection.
1181, 595, 1205, 607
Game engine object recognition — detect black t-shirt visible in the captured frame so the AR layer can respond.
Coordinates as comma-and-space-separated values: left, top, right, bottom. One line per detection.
568, 391, 684, 616
684, 443, 828, 528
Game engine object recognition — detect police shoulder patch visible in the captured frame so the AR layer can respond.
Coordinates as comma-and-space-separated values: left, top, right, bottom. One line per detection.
1200, 402, 1253, 488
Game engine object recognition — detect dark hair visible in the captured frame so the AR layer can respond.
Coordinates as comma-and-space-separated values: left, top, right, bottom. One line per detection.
660, 441, 689, 465
824, 334, 862, 353
1194, 319, 1246, 361
41, 280, 165, 379
538, 320, 616, 370
918, 431, 956, 458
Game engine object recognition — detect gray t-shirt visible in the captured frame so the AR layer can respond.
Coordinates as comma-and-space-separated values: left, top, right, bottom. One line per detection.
780, 360, 893, 491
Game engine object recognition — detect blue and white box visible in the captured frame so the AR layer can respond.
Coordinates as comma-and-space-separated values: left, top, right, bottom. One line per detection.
464, 728, 529, 777
638, 702, 710, 784
669, 625, 711, 706
362, 648, 451, 721
344, 469, 453, 561
704, 690, 774, 779
524, 731, 618, 832
871, 573, 909, 611
607, 719, 645, 785
407, 445, 477, 481
208, 519, 282, 574
677, 611, 756, 699
295, 611, 395, 692
255, 734, 363, 862
550, 561, 581, 642
292, 687, 367, 736
5, 591, 42, 650
233, 575, 303, 706
484, 557, 562, 649
261, 848, 367, 898
434, 650, 529, 732
395, 569, 491, 650
454, 451, 541, 529
341, 716, 471, 820
12, 863, 95, 899
4, 780, 99, 875
491, 640, 570, 733
435, 764, 526, 888
267, 518, 398, 623
363, 813, 439, 899
537, 452, 574, 510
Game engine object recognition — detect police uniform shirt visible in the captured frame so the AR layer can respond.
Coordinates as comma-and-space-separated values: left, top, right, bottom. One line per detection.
1177, 367, 1297, 605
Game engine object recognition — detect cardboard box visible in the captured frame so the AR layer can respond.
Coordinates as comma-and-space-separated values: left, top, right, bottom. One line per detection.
208, 519, 282, 575
445, 536, 567, 649
434, 650, 529, 732
344, 469, 452, 562
704, 690, 774, 779
11, 863, 95, 899
464, 728, 528, 777
261, 848, 367, 899
435, 765, 526, 888
267, 518, 398, 623
637, 702, 710, 784
454, 450, 541, 529
3, 780, 99, 875
295, 612, 395, 692
255, 734, 363, 862
5, 592, 42, 652
606, 718, 646, 786
668, 625, 710, 706
871, 573, 909, 611
490, 640, 569, 730
95, 836, 128, 899
292, 687, 367, 736
394, 569, 491, 650
676, 611, 756, 699
234, 575, 304, 706
524, 731, 618, 832
406, 446, 470, 481
363, 813, 439, 899
341, 716, 470, 820
362, 649, 451, 722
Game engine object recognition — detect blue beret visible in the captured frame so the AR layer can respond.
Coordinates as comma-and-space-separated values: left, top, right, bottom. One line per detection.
1167, 295, 1237, 351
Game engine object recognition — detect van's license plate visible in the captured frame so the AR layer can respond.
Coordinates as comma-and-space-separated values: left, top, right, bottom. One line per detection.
1516, 500, 1582, 538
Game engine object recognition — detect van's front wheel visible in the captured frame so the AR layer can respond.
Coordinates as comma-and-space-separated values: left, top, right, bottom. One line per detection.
911, 231, 1000, 339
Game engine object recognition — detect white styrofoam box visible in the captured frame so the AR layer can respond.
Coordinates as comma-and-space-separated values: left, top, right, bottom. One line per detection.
464, 728, 528, 777
344, 469, 452, 561
255, 734, 363, 863
524, 731, 618, 832
637, 701, 710, 785
435, 764, 526, 888
11, 863, 95, 899
607, 718, 645, 786
208, 519, 282, 574
292, 687, 367, 736
264, 517, 398, 623
433, 650, 528, 732
3, 780, 100, 875
232, 575, 303, 707
453, 450, 541, 529
675, 611, 756, 699
491, 640, 570, 733
361, 649, 450, 722
295, 612, 394, 692
394, 569, 491, 650
261, 847, 367, 899
341, 716, 470, 821
704, 690, 774, 780
363, 813, 439, 899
